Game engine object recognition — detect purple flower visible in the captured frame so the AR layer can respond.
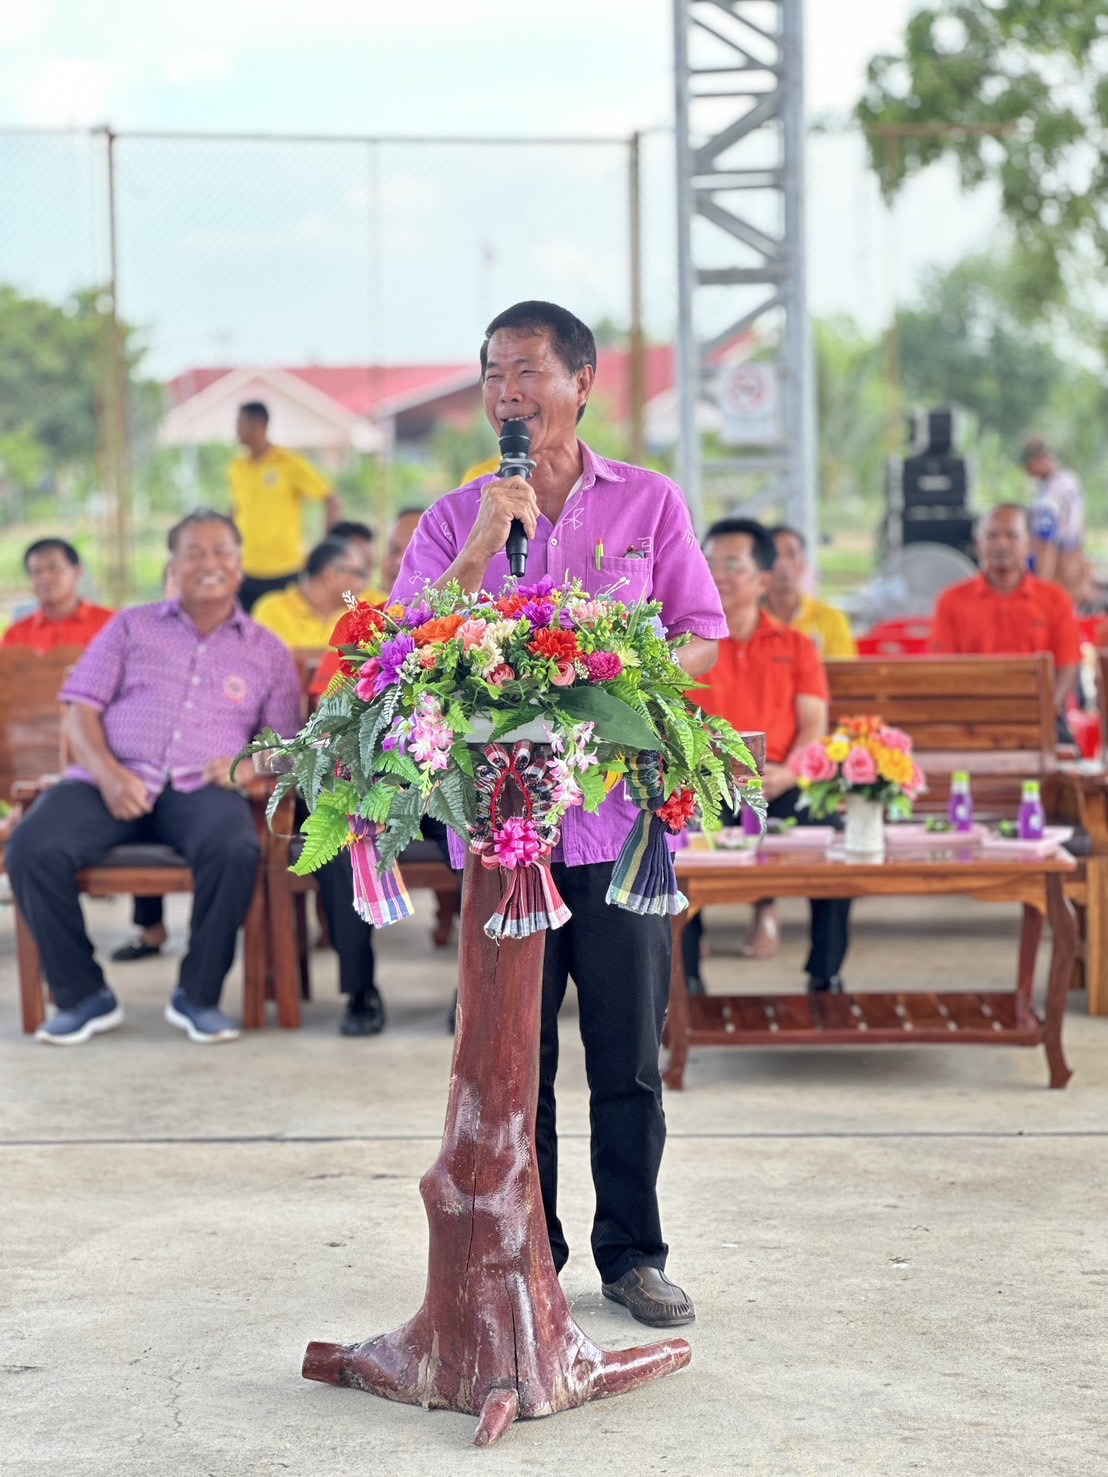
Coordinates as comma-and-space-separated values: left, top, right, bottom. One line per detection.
400, 600, 433, 629
584, 650, 623, 683
648, 614, 668, 640
372, 632, 416, 695
520, 598, 555, 629
517, 575, 558, 599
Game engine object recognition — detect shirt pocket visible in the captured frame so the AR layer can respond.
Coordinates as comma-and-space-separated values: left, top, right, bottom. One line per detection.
582, 554, 653, 605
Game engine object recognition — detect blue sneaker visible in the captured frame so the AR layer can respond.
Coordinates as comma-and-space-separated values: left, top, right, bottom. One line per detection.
165, 988, 240, 1044
36, 988, 123, 1045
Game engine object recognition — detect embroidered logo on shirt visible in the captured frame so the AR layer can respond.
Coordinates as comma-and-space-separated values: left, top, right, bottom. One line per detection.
223, 674, 248, 704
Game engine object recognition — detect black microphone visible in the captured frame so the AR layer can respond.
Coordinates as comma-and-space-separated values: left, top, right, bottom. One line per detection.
498, 418, 535, 577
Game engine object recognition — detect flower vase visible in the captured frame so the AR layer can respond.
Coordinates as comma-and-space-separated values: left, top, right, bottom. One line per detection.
843, 793, 885, 858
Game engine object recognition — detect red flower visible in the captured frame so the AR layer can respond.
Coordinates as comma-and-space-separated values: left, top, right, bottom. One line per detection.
527, 627, 580, 662
327, 602, 385, 675
495, 594, 528, 617
329, 602, 385, 648
657, 787, 698, 832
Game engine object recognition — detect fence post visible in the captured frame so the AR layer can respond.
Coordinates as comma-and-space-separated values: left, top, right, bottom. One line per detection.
628, 131, 645, 468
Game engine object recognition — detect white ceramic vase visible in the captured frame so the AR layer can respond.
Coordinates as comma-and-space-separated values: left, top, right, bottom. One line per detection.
843, 793, 885, 858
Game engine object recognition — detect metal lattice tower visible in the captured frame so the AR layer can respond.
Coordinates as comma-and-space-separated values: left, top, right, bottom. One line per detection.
673, 0, 816, 546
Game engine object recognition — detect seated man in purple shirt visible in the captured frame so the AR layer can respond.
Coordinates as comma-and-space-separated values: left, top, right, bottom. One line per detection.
392, 300, 725, 1328
7, 510, 302, 1046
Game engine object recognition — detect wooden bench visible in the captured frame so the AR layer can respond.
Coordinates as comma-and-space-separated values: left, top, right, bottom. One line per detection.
824, 653, 1106, 1015
825, 653, 1059, 818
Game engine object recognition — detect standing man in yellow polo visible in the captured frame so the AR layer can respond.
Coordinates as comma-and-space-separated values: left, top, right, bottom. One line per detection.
229, 401, 342, 611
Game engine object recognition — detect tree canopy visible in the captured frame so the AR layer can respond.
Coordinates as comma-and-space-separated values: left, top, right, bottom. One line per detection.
856, 1, 1108, 316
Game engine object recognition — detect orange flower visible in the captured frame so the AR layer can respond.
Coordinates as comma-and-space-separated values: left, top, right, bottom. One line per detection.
495, 594, 528, 618
411, 614, 465, 647
527, 627, 580, 662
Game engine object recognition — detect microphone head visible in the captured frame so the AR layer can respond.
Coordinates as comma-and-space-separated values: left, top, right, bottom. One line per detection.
498, 418, 532, 459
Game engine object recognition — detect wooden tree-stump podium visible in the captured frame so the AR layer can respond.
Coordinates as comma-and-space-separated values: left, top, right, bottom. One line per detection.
302, 849, 692, 1446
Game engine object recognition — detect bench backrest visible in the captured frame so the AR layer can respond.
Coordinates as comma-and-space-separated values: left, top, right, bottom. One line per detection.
0, 645, 83, 802
824, 654, 1057, 817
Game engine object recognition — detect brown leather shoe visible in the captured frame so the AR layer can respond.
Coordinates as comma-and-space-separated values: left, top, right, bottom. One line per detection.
601, 1267, 696, 1327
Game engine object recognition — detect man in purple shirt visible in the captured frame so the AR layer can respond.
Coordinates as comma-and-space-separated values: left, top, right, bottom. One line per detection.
393, 300, 725, 1328
7, 510, 302, 1046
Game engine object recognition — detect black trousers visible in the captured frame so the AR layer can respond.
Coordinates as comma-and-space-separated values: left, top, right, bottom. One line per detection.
681, 786, 851, 983
7, 781, 260, 1010
538, 861, 671, 1285
239, 571, 298, 613
314, 851, 375, 995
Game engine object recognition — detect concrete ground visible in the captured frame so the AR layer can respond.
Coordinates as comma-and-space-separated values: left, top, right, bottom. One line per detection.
1, 888, 1106, 1477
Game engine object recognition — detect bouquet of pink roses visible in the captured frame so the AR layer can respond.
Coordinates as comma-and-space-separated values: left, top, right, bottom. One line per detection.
790, 714, 926, 820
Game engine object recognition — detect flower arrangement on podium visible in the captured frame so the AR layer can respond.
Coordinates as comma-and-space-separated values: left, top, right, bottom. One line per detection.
242, 575, 764, 940
790, 714, 926, 849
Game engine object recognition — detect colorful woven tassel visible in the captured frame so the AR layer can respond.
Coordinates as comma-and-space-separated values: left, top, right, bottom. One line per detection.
606, 750, 688, 916
347, 815, 413, 928
481, 855, 571, 941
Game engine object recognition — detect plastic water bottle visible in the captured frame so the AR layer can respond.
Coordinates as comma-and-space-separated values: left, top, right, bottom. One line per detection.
1018, 780, 1045, 841
948, 771, 974, 833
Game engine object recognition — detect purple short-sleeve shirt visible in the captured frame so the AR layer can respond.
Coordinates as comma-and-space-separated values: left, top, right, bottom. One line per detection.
392, 441, 726, 866
61, 600, 303, 800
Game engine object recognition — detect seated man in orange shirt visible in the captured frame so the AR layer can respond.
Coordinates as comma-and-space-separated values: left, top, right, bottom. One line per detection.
2, 539, 114, 652
929, 504, 1080, 718
689, 518, 850, 991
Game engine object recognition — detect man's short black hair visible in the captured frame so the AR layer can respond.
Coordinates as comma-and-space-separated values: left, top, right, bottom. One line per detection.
480, 301, 596, 425
24, 537, 80, 570
394, 505, 426, 521
703, 517, 777, 573
167, 508, 242, 553
767, 523, 806, 550
305, 536, 362, 579
329, 520, 374, 542
238, 401, 270, 424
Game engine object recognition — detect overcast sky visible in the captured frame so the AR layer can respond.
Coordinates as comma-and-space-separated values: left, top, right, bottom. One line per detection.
0, 1, 999, 368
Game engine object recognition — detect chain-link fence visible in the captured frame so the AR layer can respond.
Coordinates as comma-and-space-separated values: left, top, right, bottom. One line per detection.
1, 126, 682, 609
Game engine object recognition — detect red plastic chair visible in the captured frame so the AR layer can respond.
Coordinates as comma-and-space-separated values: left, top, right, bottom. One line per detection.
856, 618, 932, 658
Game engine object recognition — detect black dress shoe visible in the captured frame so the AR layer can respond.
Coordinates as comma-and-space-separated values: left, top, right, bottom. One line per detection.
110, 936, 163, 963
601, 1266, 696, 1328
340, 987, 385, 1037
807, 974, 844, 994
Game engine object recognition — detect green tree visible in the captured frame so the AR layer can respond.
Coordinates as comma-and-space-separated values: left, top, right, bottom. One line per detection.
896, 250, 1068, 444
856, 2, 1108, 314
0, 283, 152, 511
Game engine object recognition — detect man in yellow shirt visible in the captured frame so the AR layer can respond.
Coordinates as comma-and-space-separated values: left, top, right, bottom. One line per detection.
764, 524, 857, 659
252, 536, 370, 649
229, 401, 341, 610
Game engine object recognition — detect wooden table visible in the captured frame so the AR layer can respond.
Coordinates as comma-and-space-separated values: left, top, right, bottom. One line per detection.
665, 841, 1079, 1090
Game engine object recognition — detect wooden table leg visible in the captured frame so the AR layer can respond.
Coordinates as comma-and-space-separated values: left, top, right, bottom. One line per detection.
1082, 856, 1108, 1016
1043, 874, 1076, 1089
663, 906, 698, 1091
1016, 902, 1044, 1002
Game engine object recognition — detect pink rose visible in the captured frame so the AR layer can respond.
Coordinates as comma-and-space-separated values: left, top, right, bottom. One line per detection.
904, 761, 927, 798
842, 745, 878, 785
880, 727, 912, 753
487, 664, 516, 686
793, 740, 837, 784
455, 618, 489, 650
550, 659, 577, 687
